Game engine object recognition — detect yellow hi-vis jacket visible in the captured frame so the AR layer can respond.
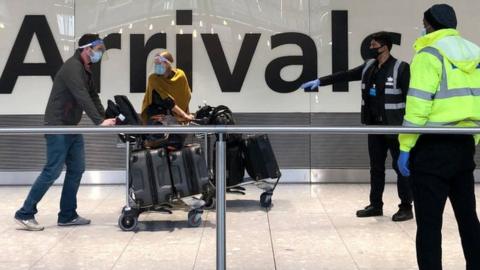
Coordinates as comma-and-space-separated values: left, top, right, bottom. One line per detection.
399, 29, 480, 152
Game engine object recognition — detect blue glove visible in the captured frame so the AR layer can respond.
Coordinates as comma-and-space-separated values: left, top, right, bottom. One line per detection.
397, 151, 410, 177
300, 79, 320, 91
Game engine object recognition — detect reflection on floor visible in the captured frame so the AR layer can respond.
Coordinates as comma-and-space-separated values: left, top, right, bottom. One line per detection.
0, 184, 476, 270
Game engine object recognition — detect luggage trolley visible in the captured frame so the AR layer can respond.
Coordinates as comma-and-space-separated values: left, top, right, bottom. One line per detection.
106, 95, 210, 231
197, 132, 282, 209
117, 136, 208, 231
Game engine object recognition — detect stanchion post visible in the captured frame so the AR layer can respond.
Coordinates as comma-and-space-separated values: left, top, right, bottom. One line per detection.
125, 139, 131, 210
215, 133, 226, 270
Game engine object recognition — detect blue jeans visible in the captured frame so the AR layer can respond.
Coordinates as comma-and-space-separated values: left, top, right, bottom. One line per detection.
15, 134, 85, 223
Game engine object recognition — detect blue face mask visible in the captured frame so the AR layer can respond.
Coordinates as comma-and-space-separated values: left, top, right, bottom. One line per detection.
155, 64, 166, 75
89, 50, 103, 63
420, 28, 427, 37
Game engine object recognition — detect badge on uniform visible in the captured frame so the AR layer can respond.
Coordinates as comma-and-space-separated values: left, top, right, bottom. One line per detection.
369, 86, 377, 97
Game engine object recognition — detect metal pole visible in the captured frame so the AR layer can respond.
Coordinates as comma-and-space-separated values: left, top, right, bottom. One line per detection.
125, 139, 131, 210
1, 125, 480, 136
204, 132, 208, 167
215, 133, 226, 270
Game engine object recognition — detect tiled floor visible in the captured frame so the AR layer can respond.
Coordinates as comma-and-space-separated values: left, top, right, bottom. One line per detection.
1, 184, 476, 270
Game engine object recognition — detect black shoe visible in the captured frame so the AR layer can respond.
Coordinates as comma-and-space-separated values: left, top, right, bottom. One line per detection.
356, 205, 383, 217
392, 208, 413, 222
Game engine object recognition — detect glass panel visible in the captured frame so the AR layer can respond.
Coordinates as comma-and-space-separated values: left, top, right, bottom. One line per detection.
0, 0, 74, 114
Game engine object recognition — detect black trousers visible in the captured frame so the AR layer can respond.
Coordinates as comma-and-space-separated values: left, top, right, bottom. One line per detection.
411, 134, 480, 270
368, 134, 412, 208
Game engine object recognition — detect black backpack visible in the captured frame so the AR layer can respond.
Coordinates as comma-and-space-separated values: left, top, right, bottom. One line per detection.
195, 104, 235, 125
114, 95, 142, 125
105, 95, 143, 144
195, 105, 213, 122
145, 90, 175, 118
195, 104, 241, 144
211, 105, 235, 125
105, 100, 121, 120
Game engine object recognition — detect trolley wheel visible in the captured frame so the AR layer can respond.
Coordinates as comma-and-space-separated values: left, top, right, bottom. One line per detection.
203, 196, 216, 210
118, 212, 138, 231
187, 210, 203, 227
260, 191, 273, 208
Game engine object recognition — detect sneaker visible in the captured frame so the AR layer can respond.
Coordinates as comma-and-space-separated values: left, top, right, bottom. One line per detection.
356, 205, 383, 217
14, 217, 44, 231
392, 208, 414, 222
58, 216, 91, 226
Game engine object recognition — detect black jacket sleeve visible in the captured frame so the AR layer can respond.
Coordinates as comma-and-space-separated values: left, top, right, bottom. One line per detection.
89, 85, 106, 118
62, 63, 104, 125
398, 62, 411, 100
318, 63, 365, 86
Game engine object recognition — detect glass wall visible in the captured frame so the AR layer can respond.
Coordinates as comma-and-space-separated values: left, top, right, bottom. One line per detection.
0, 0, 479, 183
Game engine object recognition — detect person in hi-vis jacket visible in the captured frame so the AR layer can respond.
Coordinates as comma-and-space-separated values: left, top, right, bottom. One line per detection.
398, 4, 480, 269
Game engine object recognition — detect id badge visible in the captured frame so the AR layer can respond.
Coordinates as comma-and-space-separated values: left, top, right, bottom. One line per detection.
369, 87, 377, 97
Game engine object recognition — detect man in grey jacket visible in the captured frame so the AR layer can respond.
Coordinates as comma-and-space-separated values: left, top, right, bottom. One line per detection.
14, 34, 116, 231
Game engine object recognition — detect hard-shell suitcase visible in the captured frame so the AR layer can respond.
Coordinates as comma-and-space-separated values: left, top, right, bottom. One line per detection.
149, 148, 174, 203
225, 143, 245, 186
244, 134, 281, 181
129, 148, 172, 207
212, 142, 245, 186
168, 150, 191, 198
183, 144, 210, 194
129, 150, 154, 207
169, 144, 209, 197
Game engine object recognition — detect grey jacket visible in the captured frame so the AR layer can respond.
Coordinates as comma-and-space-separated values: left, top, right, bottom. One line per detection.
44, 50, 105, 125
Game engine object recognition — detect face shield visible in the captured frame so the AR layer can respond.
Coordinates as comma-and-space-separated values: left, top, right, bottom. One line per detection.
79, 39, 109, 61
152, 55, 173, 75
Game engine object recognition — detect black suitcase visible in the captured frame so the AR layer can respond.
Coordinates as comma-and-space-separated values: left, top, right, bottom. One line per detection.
130, 148, 172, 207
215, 142, 245, 186
244, 134, 281, 181
225, 143, 245, 186
169, 144, 209, 197
149, 148, 174, 203
168, 150, 191, 198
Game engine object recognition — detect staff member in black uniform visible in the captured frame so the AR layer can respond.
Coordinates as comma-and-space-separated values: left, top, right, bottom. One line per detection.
301, 32, 413, 221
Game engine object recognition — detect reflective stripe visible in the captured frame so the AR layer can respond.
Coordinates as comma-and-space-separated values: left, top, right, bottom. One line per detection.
385, 88, 402, 95
361, 59, 376, 79
419, 47, 444, 63
403, 119, 457, 127
361, 60, 375, 109
419, 47, 448, 93
403, 119, 422, 127
392, 59, 401, 90
424, 121, 465, 127
435, 88, 480, 99
385, 103, 405, 110
403, 119, 478, 127
384, 60, 403, 96
408, 88, 434, 100
421, 47, 480, 99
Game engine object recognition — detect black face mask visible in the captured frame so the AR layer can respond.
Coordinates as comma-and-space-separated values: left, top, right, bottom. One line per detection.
367, 46, 382, 59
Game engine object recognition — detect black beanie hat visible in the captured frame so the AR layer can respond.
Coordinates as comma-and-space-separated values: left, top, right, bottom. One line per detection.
424, 4, 457, 30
